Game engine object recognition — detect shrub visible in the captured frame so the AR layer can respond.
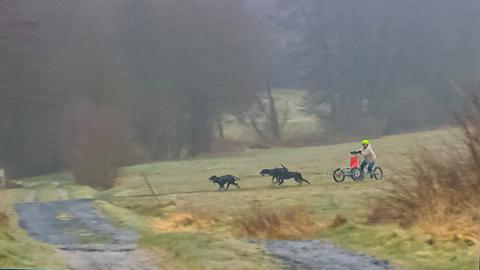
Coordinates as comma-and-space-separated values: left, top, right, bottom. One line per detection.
60, 100, 138, 189
370, 93, 480, 242
233, 203, 321, 240
329, 214, 348, 229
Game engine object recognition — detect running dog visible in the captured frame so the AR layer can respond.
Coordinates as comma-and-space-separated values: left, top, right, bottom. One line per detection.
276, 164, 310, 185
260, 167, 288, 184
209, 175, 241, 191
276, 170, 310, 185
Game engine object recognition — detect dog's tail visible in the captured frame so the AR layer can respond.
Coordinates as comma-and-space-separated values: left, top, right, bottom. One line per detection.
298, 173, 310, 184
301, 175, 311, 184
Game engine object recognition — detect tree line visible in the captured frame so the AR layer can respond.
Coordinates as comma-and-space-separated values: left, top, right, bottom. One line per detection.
0, 0, 479, 183
0, 0, 264, 182
270, 0, 480, 136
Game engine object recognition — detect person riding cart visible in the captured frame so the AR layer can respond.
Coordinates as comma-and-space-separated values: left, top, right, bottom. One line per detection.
351, 140, 377, 178
333, 140, 383, 182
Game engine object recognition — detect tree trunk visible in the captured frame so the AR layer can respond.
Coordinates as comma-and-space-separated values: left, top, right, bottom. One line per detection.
266, 83, 281, 141
249, 114, 268, 141
215, 113, 224, 139
187, 92, 212, 157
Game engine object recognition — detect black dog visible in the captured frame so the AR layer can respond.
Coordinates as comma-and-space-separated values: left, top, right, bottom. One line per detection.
260, 167, 288, 184
209, 175, 241, 191
276, 170, 310, 185
275, 164, 310, 185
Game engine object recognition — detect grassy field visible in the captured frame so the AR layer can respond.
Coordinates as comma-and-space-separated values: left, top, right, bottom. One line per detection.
98, 128, 476, 270
2, 127, 477, 270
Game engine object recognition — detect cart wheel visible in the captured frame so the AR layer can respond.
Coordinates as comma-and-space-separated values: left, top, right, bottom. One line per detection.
333, 168, 345, 182
374, 167, 384, 180
351, 168, 364, 181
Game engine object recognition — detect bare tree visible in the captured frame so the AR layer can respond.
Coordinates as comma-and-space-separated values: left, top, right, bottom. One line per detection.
60, 101, 137, 189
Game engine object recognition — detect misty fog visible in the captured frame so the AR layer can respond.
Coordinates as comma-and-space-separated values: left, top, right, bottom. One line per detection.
0, 0, 479, 178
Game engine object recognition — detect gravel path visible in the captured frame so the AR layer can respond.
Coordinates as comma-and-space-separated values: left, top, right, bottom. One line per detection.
262, 240, 400, 270
16, 199, 158, 270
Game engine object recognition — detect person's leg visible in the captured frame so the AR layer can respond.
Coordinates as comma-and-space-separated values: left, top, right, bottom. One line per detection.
368, 162, 375, 177
360, 160, 367, 172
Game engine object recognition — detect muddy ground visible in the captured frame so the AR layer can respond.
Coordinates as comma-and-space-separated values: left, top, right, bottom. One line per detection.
16, 199, 158, 270
261, 240, 399, 270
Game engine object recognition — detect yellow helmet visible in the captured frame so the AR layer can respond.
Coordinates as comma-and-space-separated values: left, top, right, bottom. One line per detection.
361, 139, 369, 145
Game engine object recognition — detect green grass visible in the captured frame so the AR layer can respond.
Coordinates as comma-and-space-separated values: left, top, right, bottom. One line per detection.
20, 171, 74, 186
20, 172, 98, 202
64, 184, 97, 200
0, 189, 66, 269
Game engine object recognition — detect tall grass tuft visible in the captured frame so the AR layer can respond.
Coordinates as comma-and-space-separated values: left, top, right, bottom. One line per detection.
370, 93, 480, 243
233, 203, 322, 240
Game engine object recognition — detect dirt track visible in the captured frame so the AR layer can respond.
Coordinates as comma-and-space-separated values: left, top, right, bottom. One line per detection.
262, 240, 399, 270
15, 198, 401, 270
16, 199, 158, 270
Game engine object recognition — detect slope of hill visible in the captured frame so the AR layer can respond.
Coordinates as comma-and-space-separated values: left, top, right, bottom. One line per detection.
4, 128, 476, 270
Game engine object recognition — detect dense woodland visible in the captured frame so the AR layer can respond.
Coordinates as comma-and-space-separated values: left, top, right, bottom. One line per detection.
0, 0, 479, 180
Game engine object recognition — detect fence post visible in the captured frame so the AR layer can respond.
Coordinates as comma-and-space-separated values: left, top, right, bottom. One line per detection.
0, 168, 5, 189
141, 174, 160, 206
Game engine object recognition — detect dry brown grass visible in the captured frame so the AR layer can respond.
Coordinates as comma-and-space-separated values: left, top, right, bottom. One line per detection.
151, 212, 213, 232
149, 203, 224, 233
149, 202, 324, 240
0, 212, 8, 227
233, 203, 323, 240
329, 214, 348, 229
370, 93, 480, 243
